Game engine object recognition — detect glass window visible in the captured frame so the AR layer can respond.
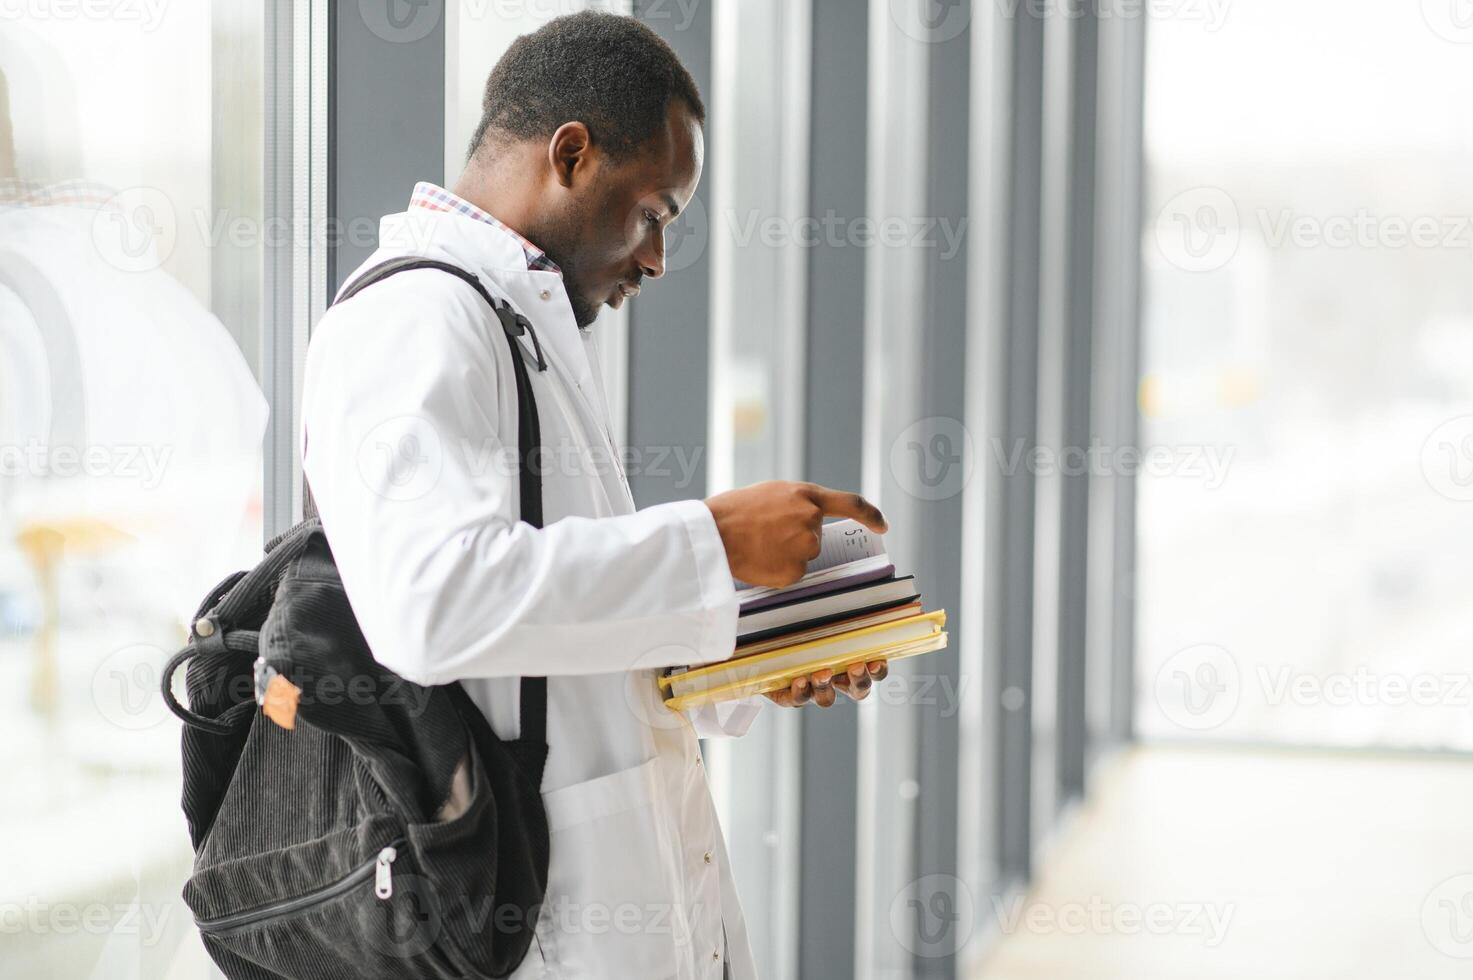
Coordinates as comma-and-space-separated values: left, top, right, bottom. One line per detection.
703, 0, 811, 976
1, 6, 266, 974
1138, 0, 1473, 749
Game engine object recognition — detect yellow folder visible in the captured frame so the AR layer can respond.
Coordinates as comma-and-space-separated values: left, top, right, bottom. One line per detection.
661, 610, 948, 712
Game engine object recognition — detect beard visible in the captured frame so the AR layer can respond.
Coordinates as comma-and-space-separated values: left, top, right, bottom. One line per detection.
538, 242, 602, 328
536, 191, 607, 329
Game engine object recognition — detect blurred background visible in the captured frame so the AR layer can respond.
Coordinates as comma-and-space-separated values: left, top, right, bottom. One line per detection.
3, 0, 1472, 977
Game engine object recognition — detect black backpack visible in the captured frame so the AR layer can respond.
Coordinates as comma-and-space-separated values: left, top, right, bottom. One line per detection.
162, 259, 551, 979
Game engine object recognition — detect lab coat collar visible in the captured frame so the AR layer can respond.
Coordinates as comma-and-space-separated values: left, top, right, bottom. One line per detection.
377, 207, 594, 393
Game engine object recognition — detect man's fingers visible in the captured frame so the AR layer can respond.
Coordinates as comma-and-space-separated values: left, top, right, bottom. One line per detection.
804, 484, 888, 534
773, 663, 891, 709
835, 662, 873, 702
766, 676, 812, 707
789, 676, 813, 706
811, 668, 837, 708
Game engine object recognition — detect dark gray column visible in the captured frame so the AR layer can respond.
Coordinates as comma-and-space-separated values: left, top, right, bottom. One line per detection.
1056, 0, 1100, 804
988, 1, 1046, 885
796, 4, 867, 977
327, 0, 446, 295
911, 5, 971, 977
627, 0, 713, 505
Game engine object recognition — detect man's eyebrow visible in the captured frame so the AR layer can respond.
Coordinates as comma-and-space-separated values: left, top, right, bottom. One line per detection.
661, 192, 681, 217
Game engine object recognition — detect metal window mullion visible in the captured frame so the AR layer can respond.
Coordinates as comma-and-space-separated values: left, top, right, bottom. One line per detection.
1030, 0, 1072, 845
261, 0, 322, 542
1056, 0, 1100, 802
297, 0, 328, 526
990, 0, 1046, 887
855, 1, 930, 973
1109, 11, 1146, 744
766, 4, 813, 975
957, 0, 1015, 961
795, 0, 869, 976
909, 2, 972, 975
1086, 5, 1145, 752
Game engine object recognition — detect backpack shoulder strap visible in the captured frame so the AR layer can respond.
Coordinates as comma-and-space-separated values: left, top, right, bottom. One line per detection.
319, 257, 547, 747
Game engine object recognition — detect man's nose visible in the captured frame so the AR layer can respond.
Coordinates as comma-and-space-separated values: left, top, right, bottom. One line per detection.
637, 229, 666, 280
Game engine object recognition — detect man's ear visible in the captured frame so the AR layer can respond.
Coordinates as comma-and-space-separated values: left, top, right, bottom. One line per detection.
547, 121, 593, 188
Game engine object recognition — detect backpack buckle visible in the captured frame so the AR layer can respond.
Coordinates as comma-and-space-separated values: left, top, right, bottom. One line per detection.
493, 305, 548, 372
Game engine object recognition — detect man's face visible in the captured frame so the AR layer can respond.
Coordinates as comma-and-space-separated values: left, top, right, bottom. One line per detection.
539, 102, 704, 327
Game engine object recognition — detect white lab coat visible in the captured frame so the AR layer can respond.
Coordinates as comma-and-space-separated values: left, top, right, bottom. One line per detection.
301, 202, 761, 979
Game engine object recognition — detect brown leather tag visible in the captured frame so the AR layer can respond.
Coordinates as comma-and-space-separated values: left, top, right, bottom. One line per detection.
262, 674, 302, 730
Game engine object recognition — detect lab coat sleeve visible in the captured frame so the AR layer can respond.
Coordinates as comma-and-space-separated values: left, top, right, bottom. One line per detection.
301, 277, 738, 684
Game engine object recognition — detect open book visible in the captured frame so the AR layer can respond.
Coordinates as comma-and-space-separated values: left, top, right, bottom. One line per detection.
661, 519, 948, 710
734, 519, 893, 611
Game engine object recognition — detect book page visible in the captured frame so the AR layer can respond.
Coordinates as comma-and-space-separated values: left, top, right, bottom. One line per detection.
810, 518, 885, 572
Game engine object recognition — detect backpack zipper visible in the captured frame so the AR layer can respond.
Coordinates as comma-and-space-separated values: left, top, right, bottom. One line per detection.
196, 840, 405, 935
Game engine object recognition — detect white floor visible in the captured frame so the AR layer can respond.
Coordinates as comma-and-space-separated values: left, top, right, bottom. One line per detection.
972, 744, 1473, 980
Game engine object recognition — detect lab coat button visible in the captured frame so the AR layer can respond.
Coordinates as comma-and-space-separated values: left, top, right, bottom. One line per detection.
703, 851, 712, 864
539, 288, 552, 300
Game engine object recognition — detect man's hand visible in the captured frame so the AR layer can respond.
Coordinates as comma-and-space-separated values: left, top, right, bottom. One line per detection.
766, 660, 890, 708
704, 481, 888, 589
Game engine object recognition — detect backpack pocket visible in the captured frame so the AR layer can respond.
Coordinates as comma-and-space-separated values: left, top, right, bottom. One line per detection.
186, 817, 462, 979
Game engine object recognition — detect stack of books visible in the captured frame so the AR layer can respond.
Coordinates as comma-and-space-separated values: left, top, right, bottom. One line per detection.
661, 519, 948, 710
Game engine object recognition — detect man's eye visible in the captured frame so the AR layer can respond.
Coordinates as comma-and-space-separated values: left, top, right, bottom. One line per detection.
643, 210, 661, 226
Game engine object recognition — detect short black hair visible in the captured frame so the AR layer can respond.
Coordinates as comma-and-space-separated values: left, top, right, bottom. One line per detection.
467, 11, 706, 163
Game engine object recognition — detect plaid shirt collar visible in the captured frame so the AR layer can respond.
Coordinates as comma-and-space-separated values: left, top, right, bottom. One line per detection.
408, 182, 561, 275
